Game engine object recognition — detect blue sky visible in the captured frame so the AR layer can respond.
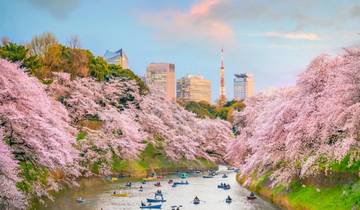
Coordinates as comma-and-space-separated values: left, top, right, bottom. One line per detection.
1, 0, 359, 101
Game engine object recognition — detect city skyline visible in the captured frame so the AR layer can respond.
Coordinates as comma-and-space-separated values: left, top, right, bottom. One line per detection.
1, 0, 360, 100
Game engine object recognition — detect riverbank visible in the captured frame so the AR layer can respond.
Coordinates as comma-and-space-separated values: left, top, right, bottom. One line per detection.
236, 173, 360, 210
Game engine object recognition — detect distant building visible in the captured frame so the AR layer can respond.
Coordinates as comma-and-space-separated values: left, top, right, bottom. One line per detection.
219, 48, 227, 105
234, 73, 254, 100
146, 63, 176, 100
177, 75, 211, 103
104, 49, 128, 69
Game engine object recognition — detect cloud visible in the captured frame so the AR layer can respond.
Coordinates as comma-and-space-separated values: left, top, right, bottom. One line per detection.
351, 5, 360, 17
26, 0, 80, 19
265, 32, 320, 41
140, 0, 235, 45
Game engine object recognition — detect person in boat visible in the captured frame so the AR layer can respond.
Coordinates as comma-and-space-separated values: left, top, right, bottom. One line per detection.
250, 192, 255, 197
194, 196, 200, 201
140, 185, 143, 189
227, 195, 232, 200
185, 180, 188, 184
141, 201, 146, 207
113, 191, 116, 195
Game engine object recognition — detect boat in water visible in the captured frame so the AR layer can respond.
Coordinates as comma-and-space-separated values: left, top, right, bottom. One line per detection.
218, 183, 231, 190
193, 196, 200, 205
222, 174, 228, 178
202, 175, 213, 178
154, 190, 163, 197
247, 192, 257, 200
225, 196, 232, 203
140, 203, 162, 209
174, 181, 189, 185
146, 198, 166, 203
179, 173, 188, 179
76, 197, 85, 203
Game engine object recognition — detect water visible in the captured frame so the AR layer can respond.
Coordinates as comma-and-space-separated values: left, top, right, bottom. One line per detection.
38, 167, 278, 210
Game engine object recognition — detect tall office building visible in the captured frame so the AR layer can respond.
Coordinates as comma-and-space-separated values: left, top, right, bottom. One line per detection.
104, 49, 128, 69
177, 75, 211, 103
218, 48, 227, 105
234, 73, 254, 101
145, 63, 176, 100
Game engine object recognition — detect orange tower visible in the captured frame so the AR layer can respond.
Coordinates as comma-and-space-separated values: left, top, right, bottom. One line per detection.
219, 48, 227, 105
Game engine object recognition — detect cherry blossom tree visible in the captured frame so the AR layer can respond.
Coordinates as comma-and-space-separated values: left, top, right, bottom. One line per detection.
0, 59, 80, 209
227, 48, 360, 185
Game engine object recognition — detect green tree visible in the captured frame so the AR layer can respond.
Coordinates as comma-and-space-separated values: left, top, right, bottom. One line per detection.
0, 42, 42, 71
89, 56, 109, 81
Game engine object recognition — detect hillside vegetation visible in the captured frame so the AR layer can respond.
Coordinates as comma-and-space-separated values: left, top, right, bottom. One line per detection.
0, 35, 234, 210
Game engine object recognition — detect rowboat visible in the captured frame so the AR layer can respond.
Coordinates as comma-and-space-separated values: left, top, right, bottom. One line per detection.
76, 197, 85, 203
247, 192, 257, 200
179, 173, 188, 179
140, 204, 162, 209
173, 181, 188, 185
202, 175, 213, 178
247, 195, 257, 200
146, 198, 166, 203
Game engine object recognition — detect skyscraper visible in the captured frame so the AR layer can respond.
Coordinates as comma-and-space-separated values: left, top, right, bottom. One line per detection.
177, 75, 211, 103
234, 73, 254, 101
145, 63, 176, 101
218, 48, 227, 105
104, 49, 128, 69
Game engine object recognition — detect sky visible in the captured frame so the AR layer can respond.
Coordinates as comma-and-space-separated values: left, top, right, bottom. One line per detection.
1, 0, 360, 101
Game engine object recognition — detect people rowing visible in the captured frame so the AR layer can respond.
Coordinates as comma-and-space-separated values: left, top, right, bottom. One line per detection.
193, 196, 200, 204
226, 195, 232, 203
247, 192, 257, 200
155, 190, 162, 197
218, 182, 230, 189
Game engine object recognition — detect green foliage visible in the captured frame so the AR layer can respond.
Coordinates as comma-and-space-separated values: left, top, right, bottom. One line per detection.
0, 42, 42, 71
253, 171, 271, 191
1, 38, 148, 96
330, 153, 360, 173
89, 56, 109, 81
183, 101, 219, 119
181, 100, 245, 121
76, 131, 87, 142
16, 161, 48, 194
90, 160, 103, 174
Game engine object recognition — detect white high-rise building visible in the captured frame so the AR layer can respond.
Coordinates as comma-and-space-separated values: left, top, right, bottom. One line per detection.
234, 73, 254, 101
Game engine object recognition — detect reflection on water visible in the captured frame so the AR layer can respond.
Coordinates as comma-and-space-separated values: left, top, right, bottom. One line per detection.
39, 167, 279, 210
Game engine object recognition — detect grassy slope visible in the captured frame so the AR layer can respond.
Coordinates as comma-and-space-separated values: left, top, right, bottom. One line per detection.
236, 155, 360, 210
